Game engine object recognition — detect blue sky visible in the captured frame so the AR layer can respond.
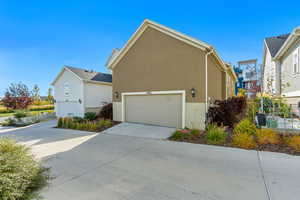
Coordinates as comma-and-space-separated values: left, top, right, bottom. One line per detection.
0, 0, 299, 96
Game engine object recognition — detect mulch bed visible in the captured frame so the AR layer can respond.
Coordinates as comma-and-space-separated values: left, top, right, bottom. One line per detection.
169, 130, 300, 156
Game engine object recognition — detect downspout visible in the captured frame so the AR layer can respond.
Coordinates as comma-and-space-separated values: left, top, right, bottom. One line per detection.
205, 48, 214, 114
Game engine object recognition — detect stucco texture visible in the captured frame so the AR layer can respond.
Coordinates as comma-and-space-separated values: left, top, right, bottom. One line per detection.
112, 27, 225, 103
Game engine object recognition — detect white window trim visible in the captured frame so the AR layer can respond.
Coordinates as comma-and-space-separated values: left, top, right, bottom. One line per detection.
292, 48, 299, 74
121, 90, 186, 128
64, 82, 70, 97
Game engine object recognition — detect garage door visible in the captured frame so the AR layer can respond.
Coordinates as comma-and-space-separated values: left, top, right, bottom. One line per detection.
124, 94, 182, 128
56, 101, 83, 117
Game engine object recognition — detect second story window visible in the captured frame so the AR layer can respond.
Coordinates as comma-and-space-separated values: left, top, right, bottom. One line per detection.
293, 48, 299, 74
64, 82, 70, 96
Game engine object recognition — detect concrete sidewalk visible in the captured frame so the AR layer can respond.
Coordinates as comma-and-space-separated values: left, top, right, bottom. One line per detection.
2, 120, 300, 200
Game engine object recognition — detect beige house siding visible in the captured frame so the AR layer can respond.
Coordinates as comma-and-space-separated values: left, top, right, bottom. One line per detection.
226, 73, 235, 97
263, 45, 277, 94
112, 27, 225, 103
111, 26, 227, 129
281, 39, 300, 96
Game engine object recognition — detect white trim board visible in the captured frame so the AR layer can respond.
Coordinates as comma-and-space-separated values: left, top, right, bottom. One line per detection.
121, 90, 186, 128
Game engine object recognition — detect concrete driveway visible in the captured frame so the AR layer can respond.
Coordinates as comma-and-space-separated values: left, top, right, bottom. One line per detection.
1, 121, 300, 200
105, 122, 175, 139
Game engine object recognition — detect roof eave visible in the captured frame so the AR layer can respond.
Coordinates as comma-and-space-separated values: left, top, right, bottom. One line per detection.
274, 27, 300, 60
84, 79, 112, 86
107, 19, 213, 70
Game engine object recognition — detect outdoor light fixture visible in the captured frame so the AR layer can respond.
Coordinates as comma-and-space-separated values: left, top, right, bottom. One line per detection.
78, 99, 82, 104
114, 91, 119, 99
191, 88, 196, 98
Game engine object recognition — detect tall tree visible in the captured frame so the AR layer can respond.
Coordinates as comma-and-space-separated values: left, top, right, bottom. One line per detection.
2, 82, 33, 109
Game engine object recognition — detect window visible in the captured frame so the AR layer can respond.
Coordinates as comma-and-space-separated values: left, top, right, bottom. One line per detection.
293, 48, 299, 74
64, 82, 70, 96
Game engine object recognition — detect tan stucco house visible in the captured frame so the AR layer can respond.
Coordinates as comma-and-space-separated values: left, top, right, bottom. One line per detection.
107, 19, 236, 129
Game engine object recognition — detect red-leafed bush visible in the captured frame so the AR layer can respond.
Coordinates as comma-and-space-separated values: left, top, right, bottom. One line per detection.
99, 103, 113, 120
2, 83, 33, 109
207, 96, 247, 128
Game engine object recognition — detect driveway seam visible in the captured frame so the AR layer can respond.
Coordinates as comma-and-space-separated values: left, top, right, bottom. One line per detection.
53, 145, 147, 187
256, 151, 271, 200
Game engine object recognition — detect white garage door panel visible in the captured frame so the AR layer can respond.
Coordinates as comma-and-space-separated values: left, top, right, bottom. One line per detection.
125, 94, 182, 128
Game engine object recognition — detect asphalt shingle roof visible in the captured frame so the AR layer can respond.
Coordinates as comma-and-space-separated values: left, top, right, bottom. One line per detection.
265, 34, 290, 57
65, 66, 112, 83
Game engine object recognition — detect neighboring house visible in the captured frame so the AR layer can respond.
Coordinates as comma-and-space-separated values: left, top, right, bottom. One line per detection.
107, 19, 237, 130
262, 34, 290, 95
262, 26, 300, 112
51, 66, 112, 117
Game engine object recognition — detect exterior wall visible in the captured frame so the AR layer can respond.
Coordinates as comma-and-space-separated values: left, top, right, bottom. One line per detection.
53, 69, 84, 117
112, 26, 226, 129
113, 102, 122, 121
185, 103, 206, 130
112, 27, 225, 103
285, 97, 300, 115
263, 46, 277, 94
281, 38, 300, 97
84, 82, 112, 113
226, 73, 236, 97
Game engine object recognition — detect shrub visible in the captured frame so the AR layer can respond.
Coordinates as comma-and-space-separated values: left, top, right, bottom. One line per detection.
169, 129, 200, 141
84, 112, 97, 121
256, 129, 280, 145
102, 120, 113, 127
14, 110, 27, 119
72, 116, 85, 123
233, 119, 257, 135
286, 136, 300, 151
29, 105, 54, 111
246, 100, 260, 123
207, 96, 247, 128
57, 117, 63, 128
205, 124, 228, 145
232, 133, 257, 149
0, 138, 50, 200
1, 118, 16, 126
0, 109, 14, 114
169, 130, 188, 140
99, 103, 113, 120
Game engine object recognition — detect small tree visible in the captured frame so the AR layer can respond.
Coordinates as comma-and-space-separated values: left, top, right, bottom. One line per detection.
47, 88, 54, 103
2, 82, 33, 109
32, 84, 41, 104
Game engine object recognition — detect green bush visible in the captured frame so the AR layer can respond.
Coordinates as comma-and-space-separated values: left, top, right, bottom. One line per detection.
57, 117, 63, 128
0, 138, 50, 200
169, 130, 187, 140
169, 129, 200, 141
1, 118, 17, 126
14, 111, 27, 119
84, 112, 97, 121
72, 116, 85, 123
233, 119, 257, 135
205, 124, 228, 145
0, 109, 14, 114
232, 133, 258, 149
